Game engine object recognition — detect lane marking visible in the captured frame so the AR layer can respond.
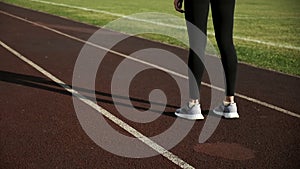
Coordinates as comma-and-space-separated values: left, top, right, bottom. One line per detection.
233, 16, 300, 19
28, 0, 300, 51
0, 40, 195, 169
0, 10, 299, 120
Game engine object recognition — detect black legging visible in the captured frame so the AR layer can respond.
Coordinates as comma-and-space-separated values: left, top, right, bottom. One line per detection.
184, 0, 238, 99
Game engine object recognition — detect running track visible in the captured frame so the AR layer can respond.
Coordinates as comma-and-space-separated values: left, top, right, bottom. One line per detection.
0, 2, 299, 169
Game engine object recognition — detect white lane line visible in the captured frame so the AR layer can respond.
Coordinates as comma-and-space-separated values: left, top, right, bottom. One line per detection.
28, 0, 300, 51
1, 10, 299, 120
0, 40, 195, 169
233, 16, 300, 19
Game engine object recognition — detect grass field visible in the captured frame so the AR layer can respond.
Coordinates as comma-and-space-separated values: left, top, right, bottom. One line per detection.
2, 0, 300, 76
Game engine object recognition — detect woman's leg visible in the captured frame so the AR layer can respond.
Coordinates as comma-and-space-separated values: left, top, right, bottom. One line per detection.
184, 0, 210, 100
211, 0, 238, 101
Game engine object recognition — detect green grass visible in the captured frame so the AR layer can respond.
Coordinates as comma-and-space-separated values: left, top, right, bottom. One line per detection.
1, 0, 300, 75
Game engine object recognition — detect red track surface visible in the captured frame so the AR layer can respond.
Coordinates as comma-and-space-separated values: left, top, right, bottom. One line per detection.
1, 2, 299, 169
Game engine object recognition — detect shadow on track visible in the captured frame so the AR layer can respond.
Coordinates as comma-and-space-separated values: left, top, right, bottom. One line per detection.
0, 70, 189, 117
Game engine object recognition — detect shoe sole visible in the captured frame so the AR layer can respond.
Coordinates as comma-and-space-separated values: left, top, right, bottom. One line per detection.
175, 112, 204, 120
213, 110, 239, 119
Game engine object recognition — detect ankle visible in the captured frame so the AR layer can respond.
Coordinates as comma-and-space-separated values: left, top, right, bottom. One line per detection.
223, 96, 234, 106
224, 96, 234, 103
189, 99, 199, 107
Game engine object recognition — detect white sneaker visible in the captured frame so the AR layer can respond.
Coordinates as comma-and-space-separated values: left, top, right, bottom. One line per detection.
213, 102, 239, 119
175, 103, 204, 120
